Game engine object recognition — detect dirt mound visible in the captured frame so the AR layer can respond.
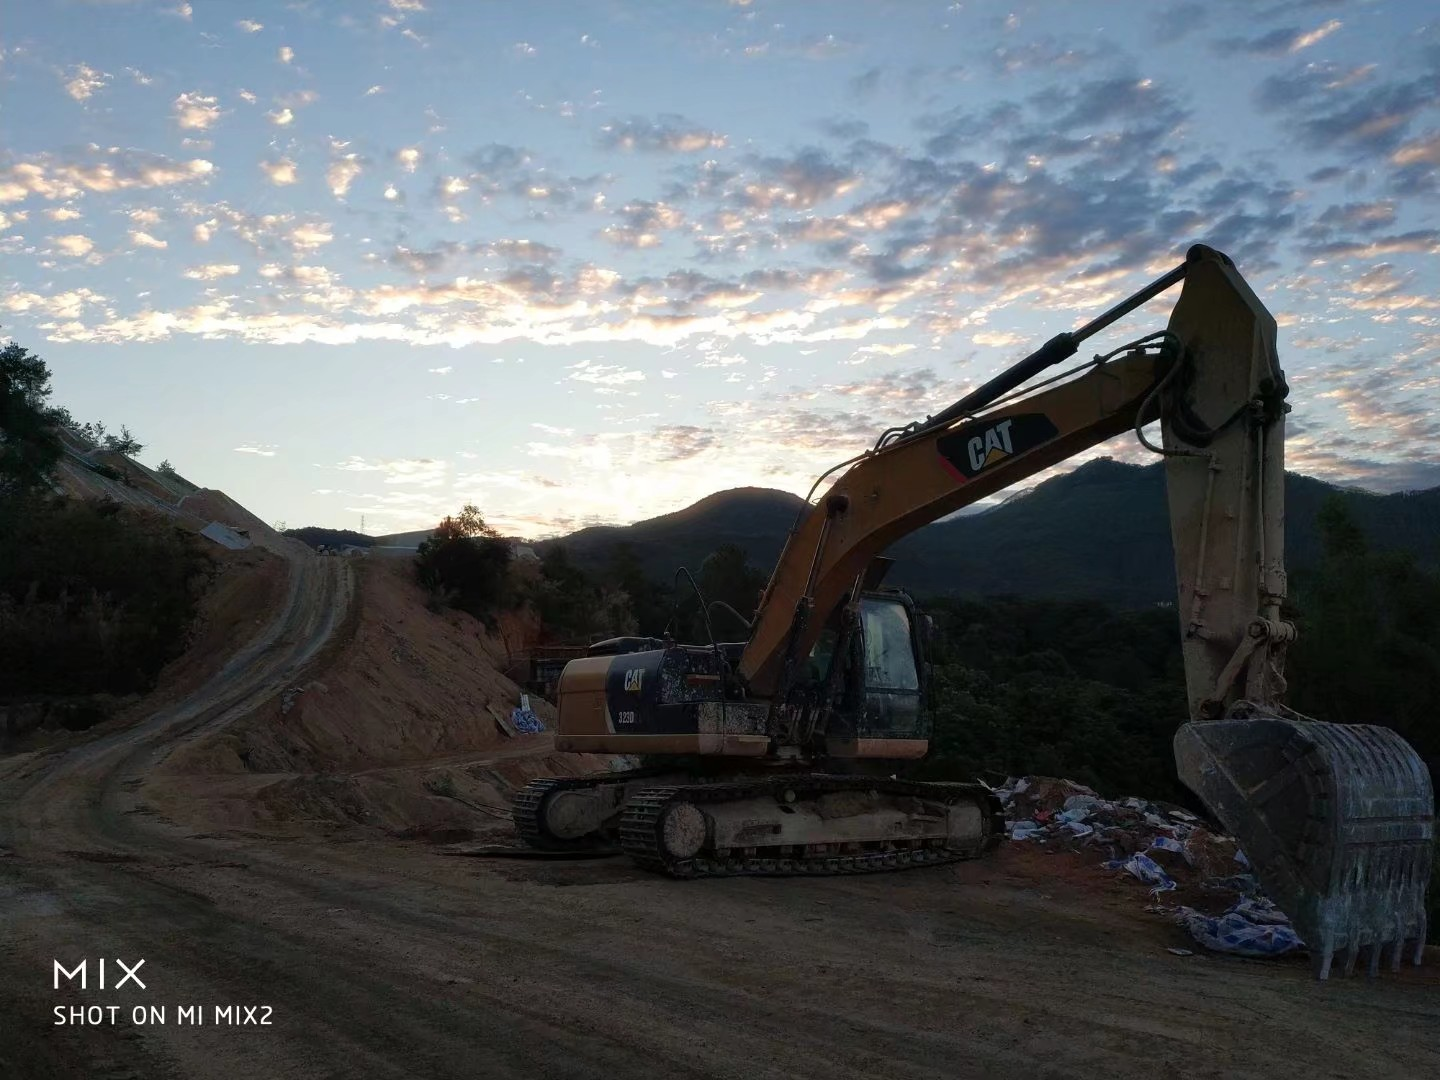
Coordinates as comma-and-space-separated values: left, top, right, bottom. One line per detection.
154, 558, 605, 835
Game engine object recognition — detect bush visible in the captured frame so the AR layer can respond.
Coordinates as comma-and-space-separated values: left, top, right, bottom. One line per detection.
0, 499, 212, 697
414, 508, 514, 624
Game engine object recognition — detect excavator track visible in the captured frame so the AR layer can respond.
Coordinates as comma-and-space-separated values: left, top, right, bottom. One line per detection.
618, 776, 1005, 878
512, 768, 675, 851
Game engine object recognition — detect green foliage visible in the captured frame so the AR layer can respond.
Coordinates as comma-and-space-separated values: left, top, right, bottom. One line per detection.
0, 339, 64, 503
915, 596, 1189, 800
663, 542, 768, 642
523, 543, 638, 643
415, 507, 513, 623
1287, 495, 1440, 767
605, 542, 671, 636
0, 499, 212, 697
71, 420, 144, 456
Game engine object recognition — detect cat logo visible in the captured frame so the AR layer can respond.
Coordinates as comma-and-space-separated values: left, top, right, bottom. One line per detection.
936, 413, 1059, 481
966, 418, 1015, 472
623, 668, 644, 693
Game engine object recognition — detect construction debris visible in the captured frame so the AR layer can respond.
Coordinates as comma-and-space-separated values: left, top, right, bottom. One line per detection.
995, 775, 1304, 960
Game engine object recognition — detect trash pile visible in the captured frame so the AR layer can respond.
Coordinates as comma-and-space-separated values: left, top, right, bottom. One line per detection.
510, 693, 545, 734
996, 775, 1304, 959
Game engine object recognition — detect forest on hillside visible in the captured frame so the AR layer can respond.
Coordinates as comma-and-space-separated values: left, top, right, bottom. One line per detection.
418, 495, 1440, 805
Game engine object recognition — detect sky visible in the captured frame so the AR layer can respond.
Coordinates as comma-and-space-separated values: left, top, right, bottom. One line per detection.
1, 0, 1436, 538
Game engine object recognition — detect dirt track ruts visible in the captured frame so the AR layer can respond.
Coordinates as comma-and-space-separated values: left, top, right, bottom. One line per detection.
3, 549, 1438, 1080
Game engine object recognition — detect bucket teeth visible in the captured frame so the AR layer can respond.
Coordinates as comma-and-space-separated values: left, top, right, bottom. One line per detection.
1174, 715, 1433, 980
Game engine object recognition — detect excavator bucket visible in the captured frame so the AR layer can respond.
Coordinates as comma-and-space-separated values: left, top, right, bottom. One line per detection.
1175, 715, 1433, 979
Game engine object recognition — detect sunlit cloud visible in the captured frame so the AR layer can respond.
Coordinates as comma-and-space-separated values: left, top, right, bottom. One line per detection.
52, 233, 94, 257
0, 148, 214, 203
173, 92, 222, 131
63, 63, 108, 102
260, 157, 299, 185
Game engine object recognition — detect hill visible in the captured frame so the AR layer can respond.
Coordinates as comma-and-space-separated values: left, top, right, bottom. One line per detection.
543, 461, 1440, 607
285, 526, 376, 551
540, 486, 809, 578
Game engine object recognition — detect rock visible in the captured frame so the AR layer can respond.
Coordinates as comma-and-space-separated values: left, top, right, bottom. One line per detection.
1183, 827, 1242, 880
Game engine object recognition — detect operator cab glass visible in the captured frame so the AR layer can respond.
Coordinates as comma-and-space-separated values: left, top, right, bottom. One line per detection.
860, 597, 919, 691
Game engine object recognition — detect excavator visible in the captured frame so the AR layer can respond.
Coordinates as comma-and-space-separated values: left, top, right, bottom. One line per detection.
513, 245, 1433, 980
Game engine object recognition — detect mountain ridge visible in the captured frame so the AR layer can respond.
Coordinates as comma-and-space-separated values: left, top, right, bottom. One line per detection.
536, 460, 1440, 607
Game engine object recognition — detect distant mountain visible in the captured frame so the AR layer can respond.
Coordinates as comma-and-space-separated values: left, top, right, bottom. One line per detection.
285, 527, 375, 551
540, 486, 809, 577
370, 528, 433, 549
543, 461, 1440, 608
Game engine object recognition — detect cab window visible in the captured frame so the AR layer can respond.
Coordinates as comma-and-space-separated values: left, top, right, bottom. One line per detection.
860, 598, 919, 691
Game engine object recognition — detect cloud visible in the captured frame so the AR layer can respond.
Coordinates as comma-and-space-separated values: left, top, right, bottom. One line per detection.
46, 207, 82, 221
1220, 19, 1342, 56
396, 146, 422, 172
53, 233, 94, 257
173, 92, 222, 131
1391, 134, 1440, 167
290, 221, 333, 249
234, 444, 278, 456
972, 330, 1026, 348
326, 150, 365, 197
428, 365, 451, 374
63, 63, 109, 102
600, 200, 686, 248
512, 42, 536, 57
236, 19, 263, 33
0, 148, 215, 204
567, 359, 646, 386
738, 148, 859, 209
184, 263, 241, 280
1256, 61, 1432, 157
278, 46, 294, 64
129, 229, 167, 249
260, 157, 299, 185
267, 107, 294, 126
598, 115, 727, 153
323, 456, 447, 487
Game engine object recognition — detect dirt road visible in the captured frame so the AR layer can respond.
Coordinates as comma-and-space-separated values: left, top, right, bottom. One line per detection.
3, 553, 1438, 1080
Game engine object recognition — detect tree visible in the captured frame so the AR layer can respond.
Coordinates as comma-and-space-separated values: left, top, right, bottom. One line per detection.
694, 543, 767, 640
415, 505, 512, 622
102, 425, 143, 456
158, 460, 176, 476
434, 502, 497, 542
0, 339, 63, 502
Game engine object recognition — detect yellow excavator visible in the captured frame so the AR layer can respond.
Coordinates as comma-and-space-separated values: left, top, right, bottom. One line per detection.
513, 245, 1433, 980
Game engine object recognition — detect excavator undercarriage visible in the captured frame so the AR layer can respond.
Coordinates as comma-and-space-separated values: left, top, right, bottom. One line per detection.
516, 769, 1004, 878
513, 245, 1432, 978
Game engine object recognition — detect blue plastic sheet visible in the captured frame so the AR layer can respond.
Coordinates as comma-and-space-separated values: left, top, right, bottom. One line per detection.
1174, 898, 1304, 956
1105, 852, 1177, 894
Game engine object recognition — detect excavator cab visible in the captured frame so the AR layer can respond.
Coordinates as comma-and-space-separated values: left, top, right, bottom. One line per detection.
808, 590, 931, 761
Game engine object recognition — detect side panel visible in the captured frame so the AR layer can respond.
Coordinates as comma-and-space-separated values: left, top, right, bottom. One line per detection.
554, 647, 772, 756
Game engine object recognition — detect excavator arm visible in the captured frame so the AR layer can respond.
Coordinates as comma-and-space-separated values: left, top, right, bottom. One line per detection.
736, 244, 1433, 978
